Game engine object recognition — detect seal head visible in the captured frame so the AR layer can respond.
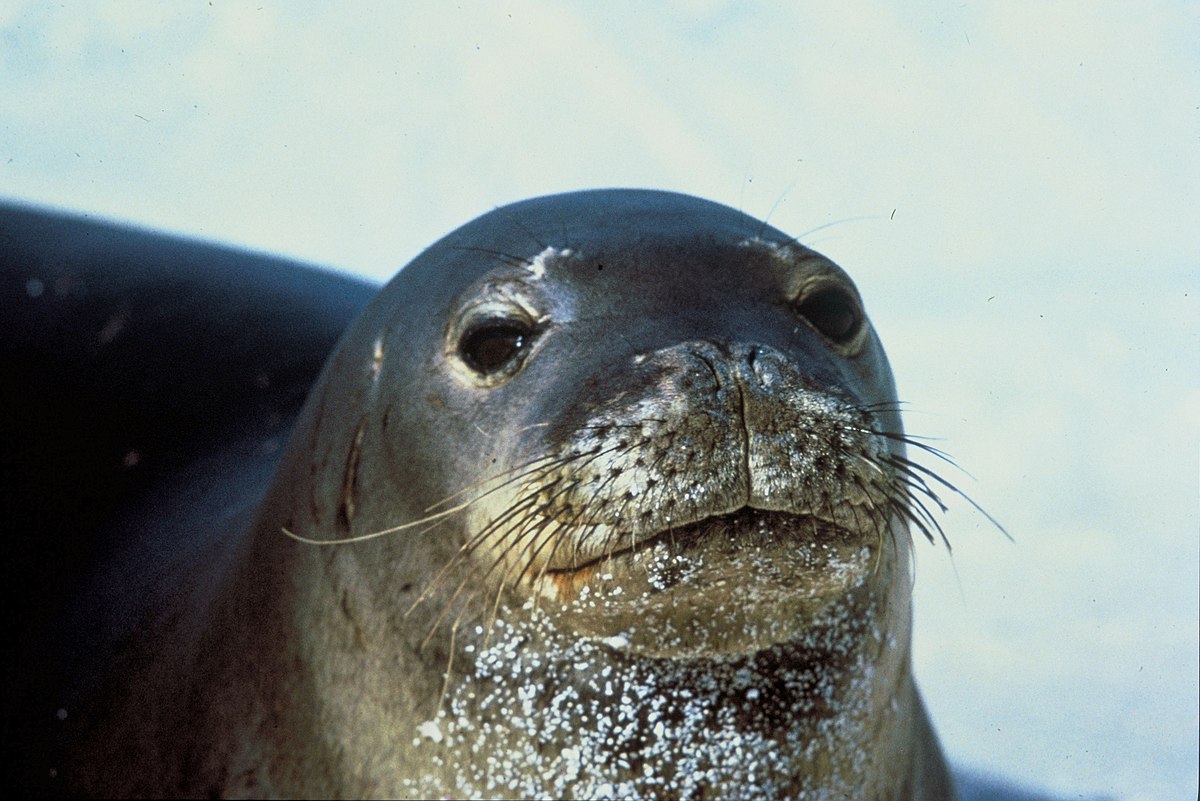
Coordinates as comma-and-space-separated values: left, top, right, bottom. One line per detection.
264, 190, 954, 798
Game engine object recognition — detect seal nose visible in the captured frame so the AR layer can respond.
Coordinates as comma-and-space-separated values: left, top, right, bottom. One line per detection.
689, 340, 844, 512
556, 337, 877, 549
679, 341, 779, 509
694, 340, 773, 383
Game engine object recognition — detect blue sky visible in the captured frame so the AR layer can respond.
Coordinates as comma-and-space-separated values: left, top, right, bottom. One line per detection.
2, 3, 1196, 799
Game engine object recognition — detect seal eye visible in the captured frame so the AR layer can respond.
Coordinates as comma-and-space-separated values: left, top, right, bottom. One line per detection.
459, 319, 531, 374
795, 286, 863, 345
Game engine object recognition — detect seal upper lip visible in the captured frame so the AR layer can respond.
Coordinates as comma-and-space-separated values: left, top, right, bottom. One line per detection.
545, 506, 853, 576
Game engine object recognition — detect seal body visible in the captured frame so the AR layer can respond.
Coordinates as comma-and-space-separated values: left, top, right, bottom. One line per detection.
2, 191, 958, 798
0, 204, 376, 793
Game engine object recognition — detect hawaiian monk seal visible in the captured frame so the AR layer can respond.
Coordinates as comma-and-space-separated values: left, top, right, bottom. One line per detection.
3, 190, 963, 798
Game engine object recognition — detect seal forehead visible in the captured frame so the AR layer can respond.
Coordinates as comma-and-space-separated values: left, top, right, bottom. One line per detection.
521, 245, 573, 281
407, 189, 785, 293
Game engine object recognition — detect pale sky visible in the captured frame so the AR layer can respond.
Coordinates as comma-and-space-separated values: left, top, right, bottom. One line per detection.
2, 3, 1197, 799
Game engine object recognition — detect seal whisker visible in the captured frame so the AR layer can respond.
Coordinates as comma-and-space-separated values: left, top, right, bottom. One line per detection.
892, 470, 955, 520
867, 426, 981, 483
513, 508, 582, 592
490, 504, 560, 586
446, 244, 536, 270
574, 440, 663, 564
883, 465, 951, 516
281, 515, 449, 546
857, 400, 912, 413
420, 452, 566, 513
841, 484, 889, 577
788, 216, 879, 243
281, 468, 544, 546
424, 475, 565, 557
420, 478, 587, 646
842, 479, 873, 531
434, 515, 528, 652
894, 481, 951, 541
404, 478, 587, 641
474, 503, 571, 646
471, 480, 564, 568
845, 422, 959, 467
842, 418, 1006, 546
883, 490, 942, 548
479, 431, 660, 609
519, 486, 618, 601
528, 516, 597, 600
435, 615, 459, 714
874, 464, 953, 550
858, 455, 944, 528
418, 563, 499, 653
417, 578, 477, 652
406, 489, 550, 623
409, 489, 549, 616
497, 211, 551, 252
499, 473, 603, 584
481, 573, 510, 651
501, 436, 658, 567
491, 512, 570, 625
885, 454, 1010, 540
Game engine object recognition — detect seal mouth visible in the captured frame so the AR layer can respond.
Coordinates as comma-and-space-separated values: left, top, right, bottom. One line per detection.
539, 506, 879, 657
545, 507, 859, 581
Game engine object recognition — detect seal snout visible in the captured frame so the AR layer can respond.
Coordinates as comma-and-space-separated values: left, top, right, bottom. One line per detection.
522, 339, 894, 578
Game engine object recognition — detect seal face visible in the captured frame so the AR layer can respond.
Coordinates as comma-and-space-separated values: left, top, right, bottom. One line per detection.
443, 296, 901, 660
9, 191, 958, 799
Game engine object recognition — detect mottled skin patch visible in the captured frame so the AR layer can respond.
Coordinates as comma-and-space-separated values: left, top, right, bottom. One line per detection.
407, 590, 897, 800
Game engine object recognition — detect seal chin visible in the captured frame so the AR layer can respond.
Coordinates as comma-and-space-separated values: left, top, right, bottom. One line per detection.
537, 506, 882, 659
